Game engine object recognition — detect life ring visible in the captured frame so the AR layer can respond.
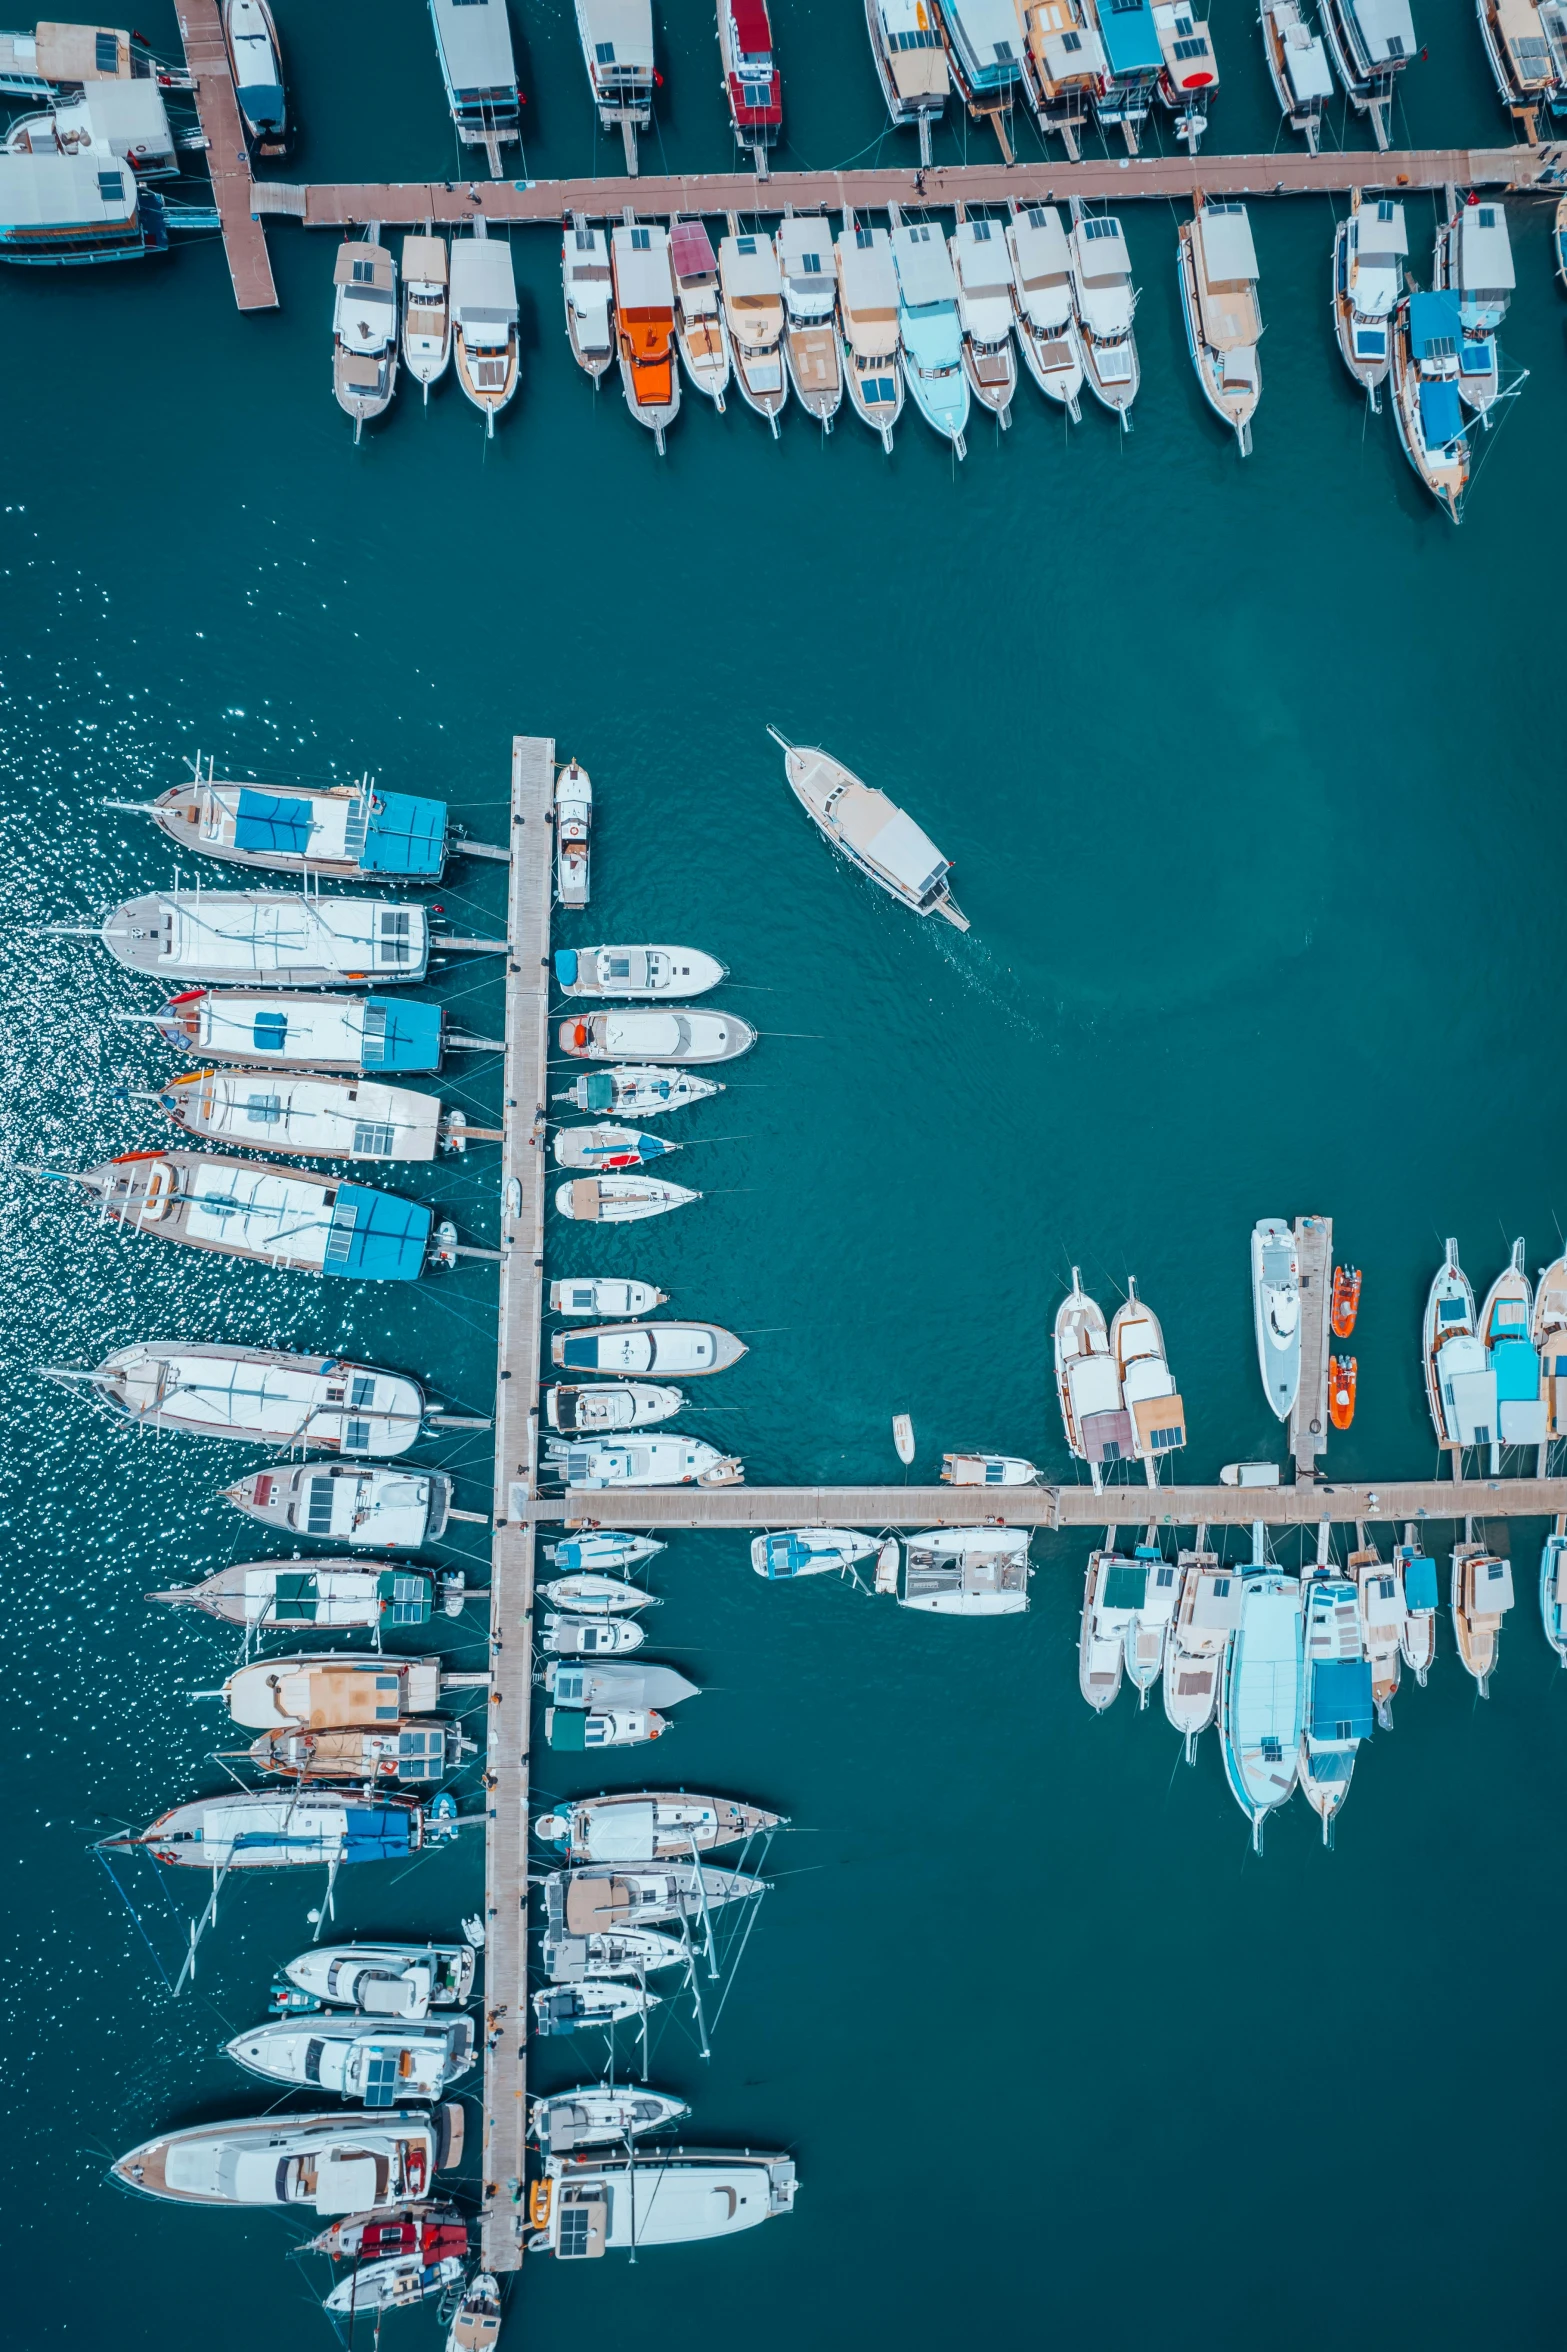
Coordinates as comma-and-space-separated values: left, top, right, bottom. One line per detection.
528, 2179, 552, 2229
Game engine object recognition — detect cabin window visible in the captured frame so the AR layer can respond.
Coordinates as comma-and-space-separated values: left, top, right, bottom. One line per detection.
595, 39, 615, 59
1061, 29, 1083, 48
379, 910, 414, 961
350, 1375, 378, 1411
303, 2037, 325, 2082
306, 1479, 336, 1535
342, 1417, 371, 1450
1156, 1566, 1175, 1587
96, 31, 118, 68
1213, 1577, 1230, 1596
352, 258, 378, 285
738, 235, 757, 255
855, 226, 874, 249
1477, 206, 1497, 227
801, 251, 822, 270
630, 227, 650, 250
245, 1092, 283, 1126
1385, 31, 1404, 52
1084, 217, 1119, 241
1173, 34, 1209, 56
323, 1203, 359, 1269
972, 220, 993, 242
98, 170, 124, 202
360, 1003, 388, 1064
606, 956, 632, 977
1260, 1735, 1283, 1762
993, 38, 1015, 56
1375, 199, 1396, 220
450, 1, 489, 7
353, 1120, 397, 1157
910, 223, 931, 242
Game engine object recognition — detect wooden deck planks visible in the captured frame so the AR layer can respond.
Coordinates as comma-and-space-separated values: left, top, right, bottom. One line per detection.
177, 0, 278, 310
1289, 1215, 1333, 1480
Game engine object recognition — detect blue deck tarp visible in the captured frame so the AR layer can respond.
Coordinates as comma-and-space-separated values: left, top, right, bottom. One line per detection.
360, 791, 448, 877
323, 1185, 433, 1282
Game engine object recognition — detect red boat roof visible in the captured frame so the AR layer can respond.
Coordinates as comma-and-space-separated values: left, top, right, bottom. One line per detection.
670, 219, 718, 276
728, 0, 773, 52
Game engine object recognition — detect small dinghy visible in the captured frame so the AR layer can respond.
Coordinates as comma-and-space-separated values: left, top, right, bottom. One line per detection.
542, 1862, 765, 1936
1300, 1568, 1374, 1844
551, 1125, 680, 1170
553, 1321, 746, 1375
534, 1791, 782, 1862
549, 1278, 668, 1318
751, 1527, 876, 1579
770, 730, 967, 929
150, 1068, 468, 1162
1451, 1535, 1513, 1695
940, 1452, 1037, 1485
137, 988, 461, 1077
54, 1342, 426, 1454
87, 888, 442, 986
224, 1462, 455, 1549
116, 764, 462, 881
555, 758, 592, 907
1330, 1264, 1362, 1336
544, 1662, 698, 1711
558, 1009, 756, 1064
532, 1981, 660, 2036
281, 1942, 476, 2015
531, 2085, 688, 2153
543, 1930, 688, 1985
226, 2013, 475, 2099
1394, 1538, 1438, 1682
539, 1574, 659, 1614
221, 1649, 451, 1730
325, 2254, 465, 2317
899, 1528, 1032, 1615
63, 1153, 435, 1283
546, 1706, 667, 1748
111, 2105, 462, 2210
401, 231, 451, 394
1540, 1526, 1567, 1664
543, 1530, 665, 1570
119, 1791, 427, 1874
546, 1382, 683, 1432
1252, 1219, 1301, 1421
447, 2272, 503, 2350
545, 1435, 743, 1488
554, 945, 727, 999
241, 1719, 473, 1783
1163, 1547, 1241, 1758
1424, 1237, 1493, 1457
558, 1066, 722, 1119
148, 1559, 453, 1631
542, 1614, 647, 1656
555, 1175, 699, 1223
1328, 1356, 1357, 1430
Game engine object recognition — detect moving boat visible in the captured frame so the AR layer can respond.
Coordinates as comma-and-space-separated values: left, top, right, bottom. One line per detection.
1333, 192, 1404, 407
719, 221, 789, 432
401, 232, 451, 397
546, 1435, 743, 1488
750, 1526, 877, 1578
1163, 1546, 1241, 1757
1084, 0, 1163, 146
559, 1008, 756, 1063
1330, 1262, 1363, 1336
551, 1124, 681, 1169
777, 213, 843, 425
890, 213, 970, 455
1259, 0, 1334, 150
1153, 0, 1218, 147
556, 758, 593, 906
114, 764, 465, 882
940, 1452, 1037, 1484
1424, 1237, 1493, 1457
939, 0, 1025, 152
326, 2254, 466, 2318
280, 1942, 476, 2014
552, 1321, 746, 1374
557, 1066, 721, 1119
865, 0, 950, 157
1177, 196, 1261, 454
226, 2014, 474, 2100
1480, 1237, 1544, 1466
770, 730, 968, 928
148, 1559, 449, 1632
534, 1791, 783, 1862
1476, 0, 1567, 126
150, 1067, 469, 1162
448, 2273, 503, 2349
1078, 1545, 1137, 1709
1067, 203, 1140, 417
1391, 291, 1471, 521
1351, 1533, 1402, 1723
611, 221, 680, 452
90, 887, 438, 987
136, 989, 470, 1077
718, 0, 782, 157
429, 0, 520, 160
836, 216, 905, 447
1540, 1524, 1567, 1663
542, 1863, 766, 1938
950, 214, 1017, 424
1451, 1534, 1513, 1693
546, 1381, 683, 1431
563, 220, 615, 379
64, 1154, 434, 1284
525, 2149, 795, 2257
52, 1342, 426, 1454
1124, 1538, 1183, 1704
554, 944, 728, 997
531, 2085, 689, 2151
535, 1980, 660, 2033
451, 227, 519, 434
1328, 1356, 1356, 1430
1251, 1219, 1301, 1421
554, 1174, 700, 1222
898, 1527, 1032, 1614
1433, 191, 1515, 414
118, 1791, 427, 1873
544, 1661, 698, 1710
332, 235, 398, 442
1110, 1278, 1187, 1482
1299, 1569, 1374, 1843
224, 1462, 454, 1549
670, 218, 731, 408
223, 0, 286, 152
1054, 1268, 1131, 1492
1006, 201, 1084, 416
575, 0, 654, 171
1320, 0, 1416, 147
1016, 0, 1104, 159
1218, 1532, 1304, 1851
111, 2105, 462, 2209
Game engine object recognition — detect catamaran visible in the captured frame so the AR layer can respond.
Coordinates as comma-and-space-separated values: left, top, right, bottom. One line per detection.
1055, 1268, 1131, 1491
1424, 1237, 1493, 1458
769, 730, 967, 928
1333, 191, 1406, 407
1006, 201, 1085, 416
134, 989, 482, 1077
1163, 1545, 1240, 1757
950, 214, 1017, 425
554, 944, 727, 997
1320, 0, 1416, 148
897, 1528, 1031, 1614
611, 220, 680, 451
225, 1461, 456, 1549
1251, 1219, 1301, 1421
149, 1067, 479, 1162
1299, 1566, 1374, 1843
890, 213, 970, 455
112, 2102, 461, 2208
1479, 1237, 1544, 1467
1433, 191, 1516, 414
1451, 1532, 1513, 1693
400, 231, 450, 397
451, 226, 519, 434
331, 235, 398, 442
1067, 203, 1139, 417
61, 1153, 435, 1282
563, 219, 615, 380
88, 888, 447, 987
1109, 1278, 1187, 1483
669, 218, 731, 408
575, 0, 655, 171
1219, 1530, 1304, 1851
1177, 196, 1262, 454
835, 216, 905, 447
552, 1321, 747, 1374
865, 0, 949, 159
719, 221, 789, 432
1391, 290, 1471, 520
223, 0, 287, 151
1259, 0, 1334, 149
525, 2149, 795, 2257
49, 1343, 427, 1453
777, 214, 842, 425
1152, 0, 1218, 146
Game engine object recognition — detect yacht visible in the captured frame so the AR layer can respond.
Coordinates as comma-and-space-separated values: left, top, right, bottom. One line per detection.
1006, 201, 1084, 416
890, 214, 970, 455
777, 214, 842, 425
545, 1435, 743, 1488
563, 220, 615, 380
898, 1527, 1032, 1614
1054, 1268, 1131, 1491
669, 218, 731, 408
525, 2149, 795, 2256
718, 0, 782, 158
546, 1382, 683, 1431
533, 1981, 660, 2033
611, 221, 680, 451
1394, 1535, 1438, 1681
112, 2106, 461, 2209
1084, 0, 1163, 146
220, 1650, 455, 1730
553, 1321, 745, 1375
1540, 1524, 1567, 1663
556, 757, 593, 906
1433, 192, 1516, 414
554, 1174, 700, 1222
558, 1007, 756, 1062
1475, 0, 1567, 126
148, 1559, 447, 1632
66, 1154, 434, 1285
531, 2086, 689, 2153
1423, 1237, 1493, 1457
554, 943, 727, 997
331, 234, 398, 442
93, 887, 436, 987
1067, 203, 1139, 417
719, 221, 789, 431
280, 1939, 476, 2014
534, 1792, 783, 1863
940, 1452, 1037, 1484
151, 1067, 459, 1162
451, 226, 519, 435
1109, 1278, 1187, 1482
548, 1278, 666, 1317
1251, 1219, 1301, 1421
1153, 0, 1219, 147
1349, 1533, 1402, 1724
750, 1527, 878, 1578
224, 1461, 454, 1549
1016, 0, 1103, 157
1178, 196, 1261, 454
401, 232, 450, 397
1124, 1537, 1184, 1704
544, 1616, 647, 1657
140, 989, 456, 1077
1299, 1568, 1374, 1844
1163, 1546, 1241, 1757
770, 730, 967, 926
1479, 1237, 1544, 1466
1259, 0, 1334, 149
226, 2014, 474, 2100
544, 1662, 698, 1711
1333, 190, 1406, 407
542, 1864, 765, 1940
1320, 0, 1417, 147
1391, 290, 1470, 521
575, 0, 654, 171
448, 2272, 503, 2347
243, 1718, 470, 1782
1219, 1531, 1305, 1851
325, 2253, 465, 2318
1533, 1252, 1567, 1458
950, 215, 1017, 424
865, 0, 950, 157
430, 0, 520, 161
54, 1343, 425, 1453
223, 0, 286, 151
1078, 1542, 1139, 1709
939, 0, 1026, 152
835, 216, 905, 447
1451, 1533, 1513, 1694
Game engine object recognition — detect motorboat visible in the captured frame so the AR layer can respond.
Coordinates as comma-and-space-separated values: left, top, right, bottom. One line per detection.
545, 1435, 743, 1488
1078, 1546, 1136, 1709
223, 0, 286, 151
1299, 1570, 1373, 1843
542, 1529, 665, 1569
1054, 1268, 1131, 1492
1333, 191, 1406, 406
1320, 0, 1416, 147
1541, 1525, 1567, 1663
534, 1791, 783, 1863
1067, 204, 1140, 416
1016, 0, 1105, 157
1433, 191, 1515, 414
282, 1941, 476, 2015
226, 2014, 475, 2100
542, 1863, 766, 1939
1152, 0, 1218, 146
549, 1278, 668, 1318
558, 1066, 721, 1119
448, 2273, 503, 2349
150, 1067, 463, 1163
531, 2085, 689, 2152
119, 1791, 426, 1873
547, 1707, 667, 1749
950, 215, 1017, 426
750, 1526, 877, 1578
52, 1343, 425, 1454
554, 1320, 746, 1374
534, 1981, 661, 2036
563, 220, 614, 380
90, 888, 437, 987
332, 235, 398, 442
544, 1661, 698, 1711
1178, 196, 1261, 453
325, 2253, 465, 2317
545, 1381, 683, 1431
719, 222, 789, 432
1394, 1536, 1438, 1681
669, 218, 730, 408
1480, 1237, 1544, 1466
1350, 1533, 1401, 1724
1252, 1220, 1301, 1421
1218, 1532, 1304, 1850
940, 1452, 1037, 1485
526, 2149, 795, 2257
539, 1572, 660, 1611
224, 1462, 454, 1549
939, 0, 1025, 151
1163, 1547, 1241, 1757
148, 1559, 448, 1632
575, 0, 654, 169
1220, 1462, 1281, 1486
864, 0, 950, 153
401, 231, 451, 397
108, 761, 465, 882
777, 214, 842, 425
1331, 1265, 1363, 1334
554, 1174, 700, 1222
1259, 0, 1334, 149
136, 989, 459, 1077
220, 1650, 453, 1730
718, 0, 783, 156
1109, 1278, 1187, 1481
545, 1615, 648, 1656
65, 1154, 434, 1284
451, 227, 519, 435
551, 1124, 680, 1170
1423, 1237, 1493, 1456
556, 758, 593, 906
1328, 1356, 1356, 1431
559, 1008, 756, 1062
898, 1527, 1031, 1614
306, 2206, 469, 2262
1123, 1539, 1183, 1704
1451, 1535, 1513, 1693
1391, 291, 1471, 521
612, 221, 680, 452
1084, 0, 1163, 145
111, 2105, 462, 2210
554, 944, 727, 997
836, 216, 905, 447
1006, 201, 1084, 416
770, 730, 967, 928
1475, 0, 1567, 126
890, 214, 970, 455
1534, 1253, 1567, 1452
430, 0, 520, 157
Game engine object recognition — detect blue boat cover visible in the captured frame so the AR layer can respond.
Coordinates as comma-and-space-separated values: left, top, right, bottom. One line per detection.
361, 792, 448, 877
1459, 338, 1495, 375
1310, 1657, 1374, 1742
1409, 290, 1462, 357
1403, 1555, 1439, 1611
582, 1074, 615, 1111
1493, 1337, 1541, 1402
559, 1339, 597, 1370
555, 949, 580, 985
549, 1711, 589, 1750
341, 1804, 418, 1861
1098, 0, 1161, 74
323, 1185, 433, 1282
235, 78, 285, 125
253, 1009, 289, 1052
1102, 1562, 1148, 1609
361, 998, 443, 1073
235, 790, 312, 856
1418, 377, 1464, 450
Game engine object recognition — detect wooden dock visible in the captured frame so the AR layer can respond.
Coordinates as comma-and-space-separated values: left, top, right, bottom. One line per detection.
478, 735, 555, 2275
175, 0, 278, 310
1289, 1214, 1333, 1482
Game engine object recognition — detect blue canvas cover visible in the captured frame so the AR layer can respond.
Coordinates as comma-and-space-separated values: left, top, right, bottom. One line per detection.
323, 1185, 433, 1282
1097, 0, 1161, 74
582, 1073, 616, 1111
1418, 377, 1464, 450
1310, 1657, 1374, 1742
341, 1804, 418, 1861
1403, 1555, 1439, 1611
1409, 290, 1462, 356
1102, 1561, 1148, 1609
555, 949, 580, 985
559, 1339, 598, 1370
360, 792, 448, 877
1493, 1336, 1541, 1403
361, 998, 443, 1072
234, 790, 312, 856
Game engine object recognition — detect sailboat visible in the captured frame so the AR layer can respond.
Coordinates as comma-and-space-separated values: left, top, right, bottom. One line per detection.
611, 220, 680, 451
1123, 1536, 1183, 1705
835, 216, 905, 447
950, 215, 1017, 424
88, 886, 441, 987
1333, 191, 1405, 407
1109, 1277, 1187, 1483
116, 1789, 428, 1873
149, 1066, 471, 1162
1450, 1530, 1513, 1693
107, 762, 472, 881
148, 1559, 449, 1631
534, 1791, 783, 1863
1054, 1268, 1131, 1491
1391, 290, 1471, 521
1349, 1531, 1402, 1725
331, 234, 398, 442
60, 1153, 434, 1283
554, 1174, 699, 1222
670, 218, 731, 408
550, 1124, 681, 1170
530, 2084, 689, 2152
719, 220, 789, 432
1479, 1237, 1544, 1468
1259, 0, 1333, 150
750, 1527, 877, 1579
451, 225, 519, 434
1424, 1237, 1494, 1460
562, 219, 615, 380
1319, 0, 1416, 149
1218, 1527, 1304, 1851
401, 232, 450, 397
135, 989, 460, 1077
1299, 1563, 1374, 1843
1152, 0, 1218, 148
1067, 203, 1139, 417
50, 1342, 426, 1453
777, 214, 842, 425
1394, 1534, 1438, 1681
890, 213, 970, 455
1251, 1219, 1301, 1421
1177, 196, 1262, 454
1006, 201, 1084, 417
1163, 1544, 1241, 1757
1433, 191, 1516, 415
559, 1065, 722, 1119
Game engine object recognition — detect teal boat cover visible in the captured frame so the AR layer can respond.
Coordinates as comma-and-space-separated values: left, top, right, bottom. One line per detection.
360, 998, 443, 1072
322, 1185, 433, 1282
1403, 1555, 1439, 1611
549, 1710, 589, 1750
361, 791, 448, 877
1492, 1337, 1540, 1402
1310, 1657, 1374, 1742
235, 790, 312, 856
1102, 1562, 1148, 1609
582, 1073, 616, 1111
555, 949, 580, 985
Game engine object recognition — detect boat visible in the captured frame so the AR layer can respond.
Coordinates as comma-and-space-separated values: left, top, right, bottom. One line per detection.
1299, 1569, 1373, 1843
940, 1452, 1037, 1485
544, 1662, 698, 1710
535, 1978, 661, 2036
1394, 1535, 1438, 1680
222, 0, 286, 151
1451, 1535, 1513, 1693
1479, 1237, 1544, 1466
1220, 1461, 1281, 1486
1327, 1356, 1356, 1430
448, 2273, 503, 2350
552, 1321, 747, 1374
1084, 0, 1163, 145
451, 227, 519, 434
429, 0, 520, 158
1533, 1253, 1567, 1453
555, 757, 593, 906
670, 218, 731, 408
750, 1527, 877, 1578
1332, 192, 1404, 408
90, 887, 438, 987
770, 730, 968, 928
1067, 204, 1140, 417
1331, 1263, 1363, 1336
526, 2149, 795, 2257
1391, 290, 1471, 521
546, 1382, 683, 1431
1006, 202, 1084, 416
1078, 1546, 1135, 1709
1423, 1236, 1494, 1457
1177, 197, 1261, 454
332, 235, 398, 443
280, 1942, 477, 2014
950, 215, 1017, 424
899, 1527, 1031, 1614
548, 1704, 668, 1747
1558, 194, 1567, 288
718, 0, 782, 156
0, 132, 173, 270
51, 1342, 426, 1453
539, 1572, 660, 1611
1476, 0, 1567, 125
612, 221, 680, 451
835, 216, 905, 448
1320, 0, 1416, 146
1349, 1534, 1402, 1723
551, 1124, 680, 1170
777, 214, 842, 425
893, 1412, 916, 1463
554, 1174, 700, 1222
557, 1066, 721, 1119
1163, 1547, 1241, 1756
890, 214, 970, 455
543, 1863, 766, 1938
220, 1650, 456, 1730
575, 0, 654, 169
150, 1067, 465, 1163
564, 218, 615, 380
136, 989, 464, 1077
1433, 192, 1516, 415
224, 1462, 454, 1549
63, 1153, 434, 1283
306, 2207, 469, 2263
1109, 1278, 1187, 1481
1219, 1538, 1304, 1850
939, 0, 1025, 150
401, 231, 450, 396
1259, 0, 1334, 150
544, 1614, 647, 1655
1054, 1268, 1131, 1492
111, 2104, 462, 2209
148, 1559, 450, 1632
534, 1792, 783, 1863
545, 1435, 743, 1488
117, 1791, 427, 1873
559, 1008, 756, 1062
1251, 1219, 1301, 1421
531, 2085, 689, 2152
1541, 1524, 1567, 1662
225, 2013, 475, 2100
554, 944, 728, 997
542, 1530, 665, 1569
1016, 0, 1105, 158
1124, 1538, 1184, 1704
1152, 0, 1218, 146
865, 0, 949, 156
719, 221, 789, 431
241, 1718, 472, 1782
326, 2254, 466, 2317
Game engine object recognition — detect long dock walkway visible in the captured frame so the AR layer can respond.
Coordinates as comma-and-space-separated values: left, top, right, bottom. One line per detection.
175, 0, 278, 309
479, 735, 555, 2275
1289, 1214, 1332, 1482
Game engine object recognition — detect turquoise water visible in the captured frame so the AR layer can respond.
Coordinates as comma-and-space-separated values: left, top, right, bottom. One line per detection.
6, 1, 1567, 2345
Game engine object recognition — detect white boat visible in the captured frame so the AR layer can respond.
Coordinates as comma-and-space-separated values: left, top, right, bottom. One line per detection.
148, 1558, 451, 1632
91, 888, 435, 988
542, 1978, 657, 2030
548, 1278, 668, 1316
718, 0, 783, 156
1124, 1538, 1184, 1704
544, 1530, 665, 1570
1479, 1236, 1544, 1467
225, 2013, 475, 2100
554, 944, 727, 997
1006, 202, 1084, 416
1299, 1570, 1374, 1843
224, 1462, 454, 1549
575, 0, 654, 169
1252, 1219, 1301, 1421
612, 222, 681, 452
538, 1572, 660, 1611
224, 0, 286, 150
750, 1526, 877, 1578
1163, 1547, 1241, 1756
1219, 1535, 1304, 1851
106, 762, 468, 883
1078, 1545, 1139, 1709
221, 1649, 449, 1730
1067, 204, 1139, 417
447, 2273, 503, 2351
1534, 1252, 1567, 1456
1333, 191, 1405, 406
531, 2085, 690, 2153
545, 1615, 648, 1656
552, 1321, 747, 1374
1259, 0, 1334, 151
554, 1175, 700, 1222
1451, 1535, 1513, 1694
1219, 1461, 1281, 1486
112, 2105, 461, 2209
121, 1791, 426, 1873
950, 215, 1017, 424
548, 1705, 668, 1748
940, 1452, 1037, 1485
451, 227, 519, 435
1152, 0, 1219, 146
1393, 1536, 1439, 1681
777, 213, 842, 425
890, 213, 970, 454
1391, 290, 1471, 522
555, 757, 593, 906
546, 1435, 743, 1488
558, 1065, 721, 1119
1016, 0, 1104, 155
430, 0, 520, 156
327, 2255, 466, 2318
770, 730, 967, 928
53, 1343, 425, 1454
543, 1861, 765, 1937
559, 1008, 756, 1063
563, 221, 614, 380
899, 1527, 1031, 1614
1433, 192, 1516, 414
1109, 1278, 1187, 1481
865, 0, 950, 152
670, 218, 731, 408
1054, 1268, 1131, 1491
1424, 1237, 1493, 1457
65, 1153, 434, 1286
401, 231, 450, 396
719, 221, 789, 433
1541, 1526, 1567, 1663
332, 235, 398, 442
835, 215, 905, 447
1348, 1534, 1401, 1725
1320, 0, 1416, 146
544, 1661, 698, 1710
151, 1068, 458, 1161
551, 1124, 681, 1170
137, 988, 457, 1076
546, 1381, 683, 1431
281, 1942, 477, 2014
526, 2149, 795, 2256
535, 1792, 782, 1862
1177, 197, 1261, 454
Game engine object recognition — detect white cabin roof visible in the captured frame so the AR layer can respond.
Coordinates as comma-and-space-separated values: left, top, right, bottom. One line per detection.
1356, 196, 1407, 258
1011, 203, 1072, 282
1197, 201, 1258, 282
1347, 0, 1416, 63
952, 215, 1015, 296
1073, 212, 1129, 280
837, 224, 898, 309
450, 233, 517, 324
720, 229, 782, 296
861, 805, 947, 896
576, 0, 654, 68
892, 220, 958, 306
402, 232, 448, 284
776, 214, 833, 281
431, 0, 517, 87
75, 76, 173, 161
0, 147, 134, 226
185, 1164, 333, 1267
611, 222, 672, 306
1458, 201, 1515, 289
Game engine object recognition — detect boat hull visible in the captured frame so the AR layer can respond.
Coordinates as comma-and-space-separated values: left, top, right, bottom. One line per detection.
83, 1343, 424, 1454
1177, 221, 1258, 453
224, 1462, 453, 1549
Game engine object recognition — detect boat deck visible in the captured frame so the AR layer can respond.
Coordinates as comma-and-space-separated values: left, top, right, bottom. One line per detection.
1289, 1213, 1332, 1480
177, 0, 279, 310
